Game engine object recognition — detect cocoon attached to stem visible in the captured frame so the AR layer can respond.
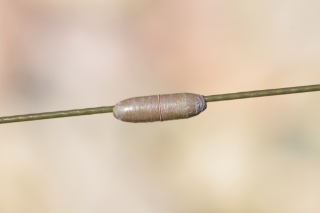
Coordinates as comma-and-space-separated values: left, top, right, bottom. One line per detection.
113, 93, 207, 123
0, 84, 320, 124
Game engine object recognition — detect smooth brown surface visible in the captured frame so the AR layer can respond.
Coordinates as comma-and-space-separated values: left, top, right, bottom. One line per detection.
113, 93, 207, 123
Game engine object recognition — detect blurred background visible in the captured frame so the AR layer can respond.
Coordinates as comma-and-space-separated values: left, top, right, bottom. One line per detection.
1, 0, 320, 212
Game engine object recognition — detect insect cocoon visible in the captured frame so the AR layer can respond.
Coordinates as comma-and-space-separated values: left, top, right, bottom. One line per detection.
113, 93, 207, 123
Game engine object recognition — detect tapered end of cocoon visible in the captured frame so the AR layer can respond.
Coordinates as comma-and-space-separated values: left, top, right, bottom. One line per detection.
194, 94, 207, 114
113, 93, 207, 123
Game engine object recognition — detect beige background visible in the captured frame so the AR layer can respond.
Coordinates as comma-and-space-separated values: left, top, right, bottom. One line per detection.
1, 1, 320, 213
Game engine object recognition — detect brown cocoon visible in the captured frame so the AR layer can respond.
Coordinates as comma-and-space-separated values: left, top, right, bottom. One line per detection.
113, 93, 207, 123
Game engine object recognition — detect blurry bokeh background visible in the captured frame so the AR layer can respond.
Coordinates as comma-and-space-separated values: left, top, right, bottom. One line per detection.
1, 0, 320, 212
